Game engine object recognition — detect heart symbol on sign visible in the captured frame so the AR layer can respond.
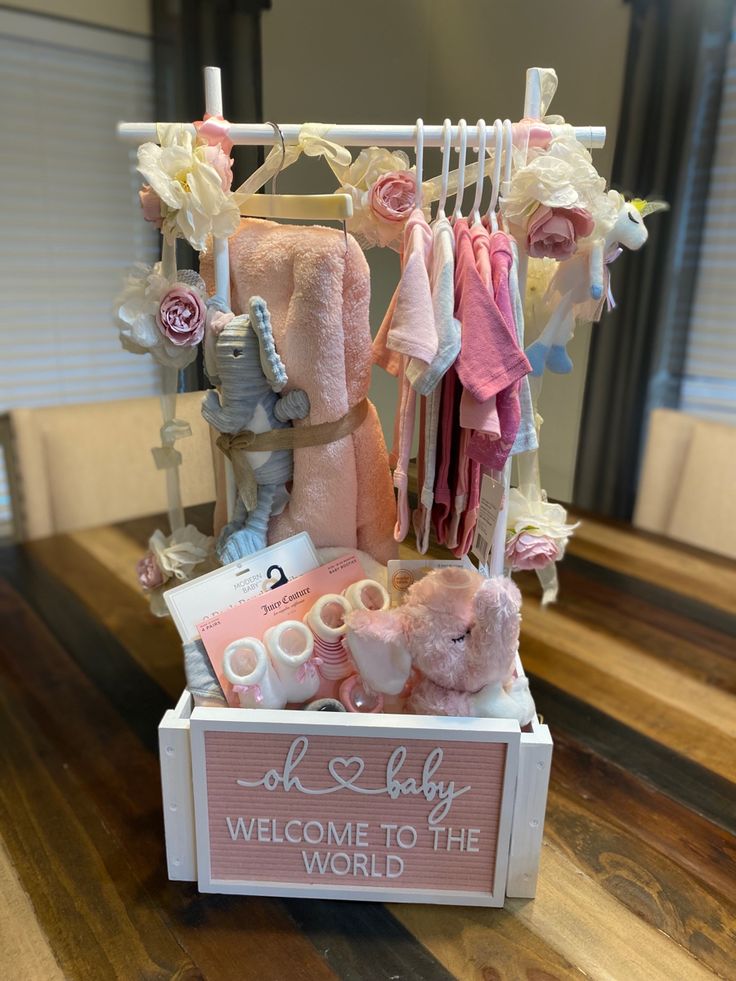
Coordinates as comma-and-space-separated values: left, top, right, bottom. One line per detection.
328, 756, 365, 788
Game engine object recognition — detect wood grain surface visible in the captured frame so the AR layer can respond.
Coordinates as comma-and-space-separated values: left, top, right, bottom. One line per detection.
1, 506, 734, 981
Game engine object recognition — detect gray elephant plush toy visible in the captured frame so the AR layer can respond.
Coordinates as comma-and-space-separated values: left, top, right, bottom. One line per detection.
202, 295, 309, 564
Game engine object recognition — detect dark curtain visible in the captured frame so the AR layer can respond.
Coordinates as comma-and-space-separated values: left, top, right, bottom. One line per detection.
573, 0, 734, 517
152, 0, 270, 389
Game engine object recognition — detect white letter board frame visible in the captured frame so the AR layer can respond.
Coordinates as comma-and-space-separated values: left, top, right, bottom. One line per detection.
190, 708, 520, 907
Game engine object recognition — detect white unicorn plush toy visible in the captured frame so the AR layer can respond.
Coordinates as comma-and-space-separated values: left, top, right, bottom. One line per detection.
526, 194, 667, 376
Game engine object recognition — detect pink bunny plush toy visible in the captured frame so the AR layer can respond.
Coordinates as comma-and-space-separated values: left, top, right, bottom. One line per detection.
345, 567, 536, 724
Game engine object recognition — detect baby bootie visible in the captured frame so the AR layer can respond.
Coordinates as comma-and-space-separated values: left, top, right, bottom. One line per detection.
264, 620, 320, 703
524, 340, 549, 377
339, 674, 384, 713
305, 593, 354, 696
222, 637, 287, 709
344, 579, 390, 613
546, 344, 574, 374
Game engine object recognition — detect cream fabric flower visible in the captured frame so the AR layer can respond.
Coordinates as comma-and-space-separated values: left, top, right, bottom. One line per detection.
114, 262, 205, 370
342, 147, 412, 191
140, 524, 216, 617
500, 131, 607, 233
505, 488, 579, 557
336, 146, 431, 249
137, 124, 240, 253
149, 524, 214, 582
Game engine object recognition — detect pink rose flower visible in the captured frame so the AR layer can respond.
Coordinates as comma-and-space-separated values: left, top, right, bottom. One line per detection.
156, 286, 206, 347
136, 551, 164, 590
203, 144, 234, 192
139, 184, 163, 228
527, 205, 595, 260
369, 171, 416, 223
505, 532, 561, 571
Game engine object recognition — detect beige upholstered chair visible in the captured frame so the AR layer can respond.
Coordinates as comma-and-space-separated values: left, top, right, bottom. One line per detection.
634, 408, 736, 558
8, 392, 216, 540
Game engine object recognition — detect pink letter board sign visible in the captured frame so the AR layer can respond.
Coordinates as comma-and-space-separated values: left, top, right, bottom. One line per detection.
190, 710, 520, 906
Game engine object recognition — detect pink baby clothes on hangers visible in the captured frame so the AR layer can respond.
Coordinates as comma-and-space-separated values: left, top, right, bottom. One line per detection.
431, 363, 460, 546
454, 223, 529, 405
465, 229, 530, 471
373, 209, 436, 542
453, 449, 483, 558
446, 426, 476, 550
446, 220, 485, 550
385, 210, 437, 365
459, 224, 500, 440
411, 213, 461, 553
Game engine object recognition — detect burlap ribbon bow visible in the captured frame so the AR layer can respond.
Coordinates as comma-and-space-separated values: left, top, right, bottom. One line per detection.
216, 398, 369, 512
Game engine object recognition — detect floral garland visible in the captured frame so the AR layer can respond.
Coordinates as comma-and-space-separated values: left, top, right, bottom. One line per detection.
504, 488, 579, 573
115, 264, 208, 371
499, 129, 608, 261
336, 147, 429, 250
136, 524, 217, 616
114, 119, 237, 611
137, 121, 239, 252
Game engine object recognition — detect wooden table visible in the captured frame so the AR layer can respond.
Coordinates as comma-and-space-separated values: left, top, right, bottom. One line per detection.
1, 508, 734, 980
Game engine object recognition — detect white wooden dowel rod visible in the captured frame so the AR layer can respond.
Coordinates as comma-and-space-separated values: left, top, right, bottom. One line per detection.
202, 67, 235, 520
204, 66, 223, 117
489, 461, 513, 578
117, 121, 606, 149
204, 66, 230, 309
524, 68, 544, 121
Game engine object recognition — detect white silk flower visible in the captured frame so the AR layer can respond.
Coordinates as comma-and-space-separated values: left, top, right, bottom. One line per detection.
137, 124, 240, 253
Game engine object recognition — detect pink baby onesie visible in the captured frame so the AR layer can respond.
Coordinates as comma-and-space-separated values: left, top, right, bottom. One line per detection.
445, 221, 485, 549
461, 228, 530, 470
459, 224, 500, 439
454, 230, 531, 555
455, 223, 529, 407
431, 362, 460, 546
372, 209, 437, 542
474, 230, 527, 469
410, 213, 461, 553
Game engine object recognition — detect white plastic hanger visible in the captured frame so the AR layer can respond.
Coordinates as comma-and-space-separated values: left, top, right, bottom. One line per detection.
469, 118, 487, 226
486, 118, 504, 231
500, 118, 514, 230
238, 122, 353, 221
435, 118, 453, 221
452, 118, 468, 223
414, 117, 424, 211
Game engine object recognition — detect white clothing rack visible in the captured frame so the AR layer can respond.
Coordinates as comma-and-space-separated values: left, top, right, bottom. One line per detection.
119, 66, 606, 577
119, 120, 605, 149
118, 67, 605, 149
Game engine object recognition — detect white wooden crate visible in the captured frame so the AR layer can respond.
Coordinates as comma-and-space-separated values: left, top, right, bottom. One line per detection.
158, 659, 551, 906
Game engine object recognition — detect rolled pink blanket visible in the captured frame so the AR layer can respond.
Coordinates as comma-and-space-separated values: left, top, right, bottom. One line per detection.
202, 219, 396, 564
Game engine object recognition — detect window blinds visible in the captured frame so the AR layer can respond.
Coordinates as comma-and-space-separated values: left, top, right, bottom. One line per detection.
681, 17, 736, 423
0, 9, 160, 412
